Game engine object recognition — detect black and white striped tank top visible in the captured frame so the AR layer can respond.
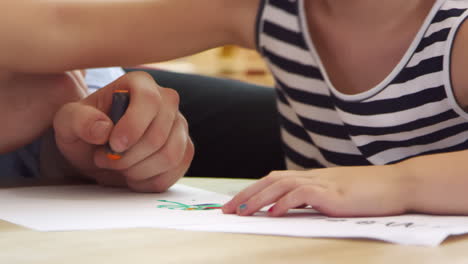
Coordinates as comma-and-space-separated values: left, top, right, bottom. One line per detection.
256, 0, 468, 169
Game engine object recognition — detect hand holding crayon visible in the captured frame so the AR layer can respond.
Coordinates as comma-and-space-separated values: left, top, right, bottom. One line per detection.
52, 72, 194, 192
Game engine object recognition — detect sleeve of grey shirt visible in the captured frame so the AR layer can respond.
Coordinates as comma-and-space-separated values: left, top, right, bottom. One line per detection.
0, 139, 41, 179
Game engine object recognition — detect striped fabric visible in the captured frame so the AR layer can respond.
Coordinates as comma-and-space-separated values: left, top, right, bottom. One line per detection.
256, 0, 468, 169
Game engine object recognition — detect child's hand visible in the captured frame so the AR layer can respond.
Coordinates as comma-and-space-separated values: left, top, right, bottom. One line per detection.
52, 72, 194, 192
222, 166, 411, 217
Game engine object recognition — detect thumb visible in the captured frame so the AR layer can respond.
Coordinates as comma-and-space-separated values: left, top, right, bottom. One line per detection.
54, 102, 113, 146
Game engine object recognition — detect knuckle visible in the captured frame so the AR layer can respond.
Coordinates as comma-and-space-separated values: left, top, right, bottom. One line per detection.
186, 139, 195, 160
269, 171, 284, 180
125, 71, 154, 84
112, 159, 133, 171
277, 178, 297, 189
148, 178, 170, 193
263, 171, 283, 184
283, 192, 300, 207
250, 195, 266, 207
261, 177, 275, 186
295, 186, 311, 198
142, 85, 162, 104
53, 103, 81, 143
178, 113, 189, 131
124, 72, 161, 99
147, 128, 167, 151
179, 140, 195, 176
162, 88, 180, 107
53, 102, 74, 125
163, 132, 188, 168
163, 145, 184, 168
121, 167, 140, 182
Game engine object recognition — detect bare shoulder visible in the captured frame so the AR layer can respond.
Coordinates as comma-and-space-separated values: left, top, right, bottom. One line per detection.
451, 18, 468, 110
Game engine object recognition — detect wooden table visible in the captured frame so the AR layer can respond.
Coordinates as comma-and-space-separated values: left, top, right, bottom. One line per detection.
1, 177, 468, 264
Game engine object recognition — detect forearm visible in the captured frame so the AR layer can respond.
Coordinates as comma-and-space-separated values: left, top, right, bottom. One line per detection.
1, 0, 240, 73
396, 150, 468, 215
0, 70, 87, 153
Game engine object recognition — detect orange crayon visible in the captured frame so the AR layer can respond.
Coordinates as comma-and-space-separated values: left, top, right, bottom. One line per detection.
106, 90, 130, 160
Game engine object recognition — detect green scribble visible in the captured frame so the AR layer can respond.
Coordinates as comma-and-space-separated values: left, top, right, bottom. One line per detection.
157, 200, 223, 210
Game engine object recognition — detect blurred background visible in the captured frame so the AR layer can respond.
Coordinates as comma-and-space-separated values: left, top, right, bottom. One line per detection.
145, 46, 274, 87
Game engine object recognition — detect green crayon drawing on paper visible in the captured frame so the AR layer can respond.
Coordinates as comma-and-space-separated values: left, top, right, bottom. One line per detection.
157, 200, 223, 211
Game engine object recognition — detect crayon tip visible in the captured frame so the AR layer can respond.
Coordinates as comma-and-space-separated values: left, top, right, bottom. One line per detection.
113, 90, 129, 93
106, 153, 122, 160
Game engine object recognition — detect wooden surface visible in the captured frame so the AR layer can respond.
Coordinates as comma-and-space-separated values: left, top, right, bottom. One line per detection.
1, 177, 468, 264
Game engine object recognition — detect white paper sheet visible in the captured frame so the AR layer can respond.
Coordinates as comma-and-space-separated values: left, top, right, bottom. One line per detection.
1, 184, 468, 246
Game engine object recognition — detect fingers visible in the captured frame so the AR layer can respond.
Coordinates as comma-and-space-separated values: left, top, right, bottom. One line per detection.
109, 72, 163, 153
225, 181, 330, 217
127, 113, 188, 179
95, 88, 179, 170
268, 186, 327, 217
222, 173, 284, 214
123, 88, 179, 165
234, 178, 306, 216
94, 112, 192, 192
222, 171, 335, 217
100, 112, 188, 178
127, 137, 195, 193
84, 71, 163, 154
53, 101, 113, 173
56, 71, 193, 192
54, 102, 112, 146
126, 113, 193, 193
222, 167, 403, 218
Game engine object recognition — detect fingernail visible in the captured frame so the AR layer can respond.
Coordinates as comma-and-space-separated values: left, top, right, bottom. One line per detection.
238, 204, 247, 212
221, 205, 228, 213
113, 136, 128, 152
91, 121, 111, 139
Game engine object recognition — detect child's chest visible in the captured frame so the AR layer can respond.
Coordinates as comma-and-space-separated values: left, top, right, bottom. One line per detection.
308, 27, 415, 95
304, 7, 429, 96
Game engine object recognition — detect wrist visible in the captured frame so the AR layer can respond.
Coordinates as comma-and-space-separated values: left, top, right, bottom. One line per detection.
390, 161, 421, 213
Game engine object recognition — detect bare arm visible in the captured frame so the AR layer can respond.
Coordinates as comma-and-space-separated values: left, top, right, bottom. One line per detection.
391, 150, 468, 214
401, 19, 468, 214
0, 0, 259, 73
0, 70, 87, 153
451, 16, 468, 109
0, 0, 260, 153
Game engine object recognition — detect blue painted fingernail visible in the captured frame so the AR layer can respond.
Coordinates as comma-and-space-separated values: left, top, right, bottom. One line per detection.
239, 204, 248, 211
